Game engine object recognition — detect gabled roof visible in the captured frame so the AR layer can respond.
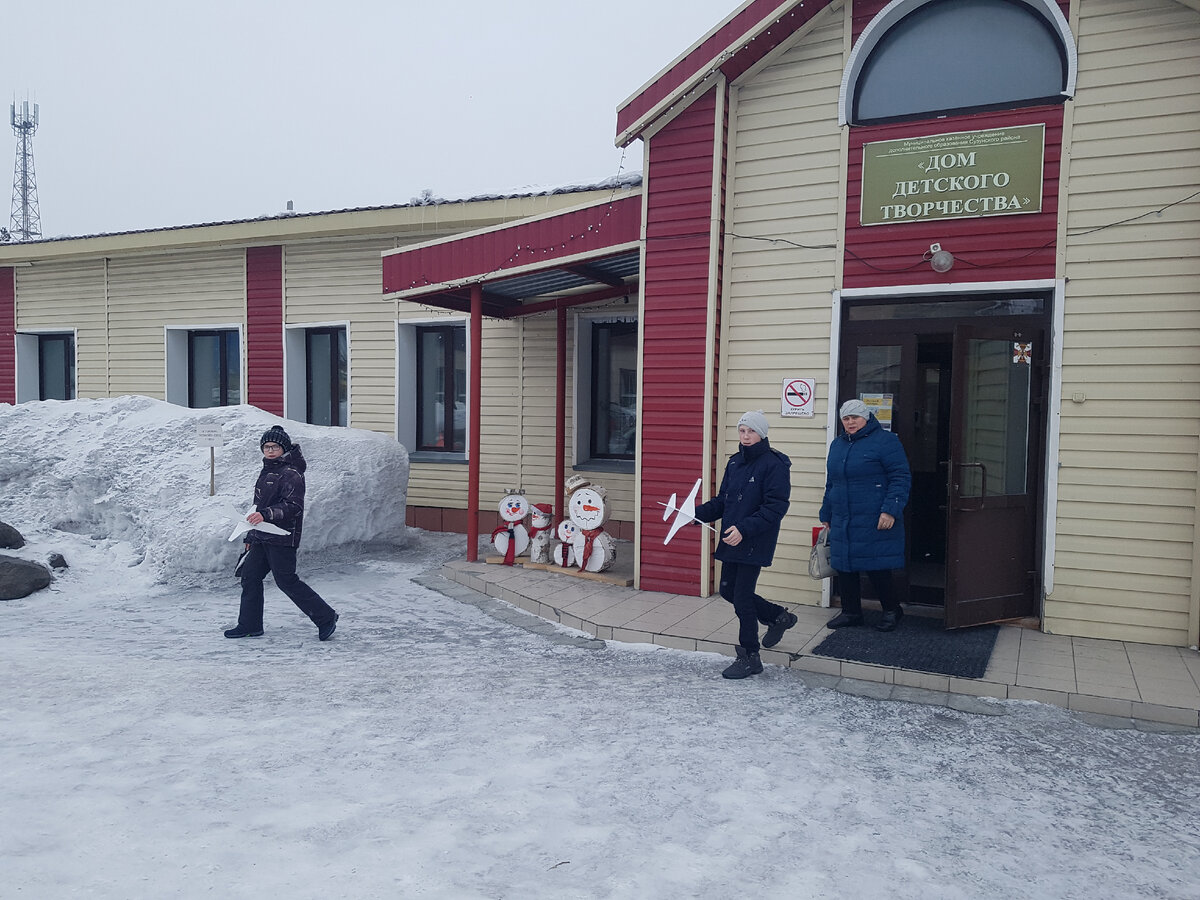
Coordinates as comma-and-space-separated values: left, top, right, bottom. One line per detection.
615, 0, 828, 146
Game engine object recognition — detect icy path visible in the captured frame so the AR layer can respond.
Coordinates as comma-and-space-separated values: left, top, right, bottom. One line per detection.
3, 542, 1198, 899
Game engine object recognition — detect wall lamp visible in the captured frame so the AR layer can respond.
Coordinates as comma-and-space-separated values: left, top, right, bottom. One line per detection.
928, 242, 954, 273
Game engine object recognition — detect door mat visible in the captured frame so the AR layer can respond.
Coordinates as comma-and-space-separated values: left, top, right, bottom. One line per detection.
810, 611, 999, 679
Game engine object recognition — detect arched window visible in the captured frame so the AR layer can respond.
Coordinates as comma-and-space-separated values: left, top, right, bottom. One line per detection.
841, 0, 1075, 126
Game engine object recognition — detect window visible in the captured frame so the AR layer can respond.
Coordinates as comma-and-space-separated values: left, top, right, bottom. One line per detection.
590, 321, 638, 460
575, 313, 638, 465
416, 324, 465, 452
187, 329, 240, 408
305, 327, 347, 426
15, 331, 76, 402
846, 0, 1071, 125
38, 334, 75, 400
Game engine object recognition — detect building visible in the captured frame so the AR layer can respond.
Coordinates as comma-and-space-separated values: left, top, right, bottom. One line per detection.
4, 0, 1198, 648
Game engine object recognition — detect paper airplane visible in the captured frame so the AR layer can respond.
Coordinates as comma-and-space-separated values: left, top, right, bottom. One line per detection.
226, 504, 291, 542
658, 478, 719, 545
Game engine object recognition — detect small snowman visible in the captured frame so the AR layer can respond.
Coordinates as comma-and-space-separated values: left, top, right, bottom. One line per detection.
552, 519, 579, 568
491, 490, 530, 565
567, 483, 616, 573
528, 503, 555, 564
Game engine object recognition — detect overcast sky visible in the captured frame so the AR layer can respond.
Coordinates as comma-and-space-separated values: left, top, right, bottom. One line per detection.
1, 0, 742, 239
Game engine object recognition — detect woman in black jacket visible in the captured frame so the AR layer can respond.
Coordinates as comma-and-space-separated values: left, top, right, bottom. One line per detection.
695, 411, 796, 679
224, 426, 339, 641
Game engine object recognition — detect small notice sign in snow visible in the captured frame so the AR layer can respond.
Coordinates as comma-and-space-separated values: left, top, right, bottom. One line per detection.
195, 424, 224, 447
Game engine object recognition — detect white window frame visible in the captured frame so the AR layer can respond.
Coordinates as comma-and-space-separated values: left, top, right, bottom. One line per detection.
165, 324, 244, 408
15, 328, 78, 403
396, 315, 471, 461
284, 320, 351, 426
574, 309, 639, 469
838, 0, 1077, 126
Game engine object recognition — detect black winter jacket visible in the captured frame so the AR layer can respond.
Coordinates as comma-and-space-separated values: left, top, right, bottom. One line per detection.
248, 445, 307, 548
694, 438, 791, 567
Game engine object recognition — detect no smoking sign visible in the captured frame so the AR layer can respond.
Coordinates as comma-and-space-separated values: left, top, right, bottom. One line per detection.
781, 378, 816, 418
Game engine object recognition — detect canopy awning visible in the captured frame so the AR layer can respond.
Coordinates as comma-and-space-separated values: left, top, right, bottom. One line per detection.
382, 192, 642, 317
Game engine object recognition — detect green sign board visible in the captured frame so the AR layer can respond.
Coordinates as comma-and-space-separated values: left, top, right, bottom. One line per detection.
859, 124, 1045, 226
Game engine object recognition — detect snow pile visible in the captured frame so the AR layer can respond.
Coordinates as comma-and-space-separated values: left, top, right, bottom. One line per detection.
0, 396, 408, 584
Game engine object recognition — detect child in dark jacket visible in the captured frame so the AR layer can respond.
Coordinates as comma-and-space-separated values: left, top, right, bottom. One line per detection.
224, 426, 339, 641
694, 411, 797, 679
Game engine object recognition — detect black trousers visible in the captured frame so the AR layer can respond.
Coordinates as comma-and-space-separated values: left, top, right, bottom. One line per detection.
837, 569, 900, 615
718, 561, 786, 652
237, 543, 336, 631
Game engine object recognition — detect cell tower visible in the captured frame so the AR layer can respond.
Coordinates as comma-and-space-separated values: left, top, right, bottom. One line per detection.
9, 99, 41, 242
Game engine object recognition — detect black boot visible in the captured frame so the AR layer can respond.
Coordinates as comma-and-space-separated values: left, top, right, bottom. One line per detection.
874, 606, 904, 632
826, 610, 864, 629
318, 611, 339, 641
224, 624, 264, 638
722, 646, 764, 679
762, 609, 798, 648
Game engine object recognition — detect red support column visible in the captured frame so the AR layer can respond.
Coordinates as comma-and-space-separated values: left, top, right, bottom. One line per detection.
555, 299, 567, 519
466, 283, 483, 561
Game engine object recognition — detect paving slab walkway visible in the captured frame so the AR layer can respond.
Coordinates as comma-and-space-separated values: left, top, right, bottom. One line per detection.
426, 558, 1200, 733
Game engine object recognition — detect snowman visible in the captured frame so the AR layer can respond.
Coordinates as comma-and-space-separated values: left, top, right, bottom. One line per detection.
552, 519, 580, 568
491, 491, 530, 565
527, 503, 555, 564
566, 484, 616, 573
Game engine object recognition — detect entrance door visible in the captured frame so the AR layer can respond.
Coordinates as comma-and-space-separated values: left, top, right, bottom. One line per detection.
944, 324, 1044, 627
839, 295, 1049, 628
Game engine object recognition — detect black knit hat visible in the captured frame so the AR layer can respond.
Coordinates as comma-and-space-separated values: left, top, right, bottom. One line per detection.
260, 425, 293, 453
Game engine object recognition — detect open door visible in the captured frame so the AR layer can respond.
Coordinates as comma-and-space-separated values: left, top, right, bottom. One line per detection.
944, 323, 1044, 628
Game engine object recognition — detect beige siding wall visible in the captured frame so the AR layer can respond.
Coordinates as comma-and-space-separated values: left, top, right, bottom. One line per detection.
406, 305, 637, 523
14, 258, 108, 398
107, 249, 245, 399
284, 237, 399, 433
1051, 0, 1200, 645
723, 4, 846, 605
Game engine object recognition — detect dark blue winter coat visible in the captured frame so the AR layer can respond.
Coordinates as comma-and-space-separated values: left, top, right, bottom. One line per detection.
248, 445, 307, 548
695, 438, 791, 567
819, 416, 910, 572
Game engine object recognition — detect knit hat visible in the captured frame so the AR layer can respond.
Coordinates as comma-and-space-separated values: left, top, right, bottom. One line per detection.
737, 410, 769, 439
839, 399, 870, 420
260, 425, 293, 453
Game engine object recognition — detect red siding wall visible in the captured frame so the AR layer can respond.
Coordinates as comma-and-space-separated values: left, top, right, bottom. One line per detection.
843, 0, 1070, 287
0, 267, 13, 404
844, 106, 1064, 288
246, 246, 284, 415
638, 88, 721, 596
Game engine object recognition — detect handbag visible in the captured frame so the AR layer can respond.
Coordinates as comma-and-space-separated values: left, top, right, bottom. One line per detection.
808, 526, 833, 580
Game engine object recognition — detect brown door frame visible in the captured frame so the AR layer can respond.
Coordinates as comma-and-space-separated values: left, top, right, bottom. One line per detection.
838, 295, 1051, 626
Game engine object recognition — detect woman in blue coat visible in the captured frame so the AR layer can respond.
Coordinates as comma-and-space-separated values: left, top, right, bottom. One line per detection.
695, 411, 797, 679
819, 399, 912, 632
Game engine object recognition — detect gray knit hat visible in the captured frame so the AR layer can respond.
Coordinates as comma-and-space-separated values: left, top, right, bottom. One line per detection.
737, 410, 769, 439
839, 399, 870, 420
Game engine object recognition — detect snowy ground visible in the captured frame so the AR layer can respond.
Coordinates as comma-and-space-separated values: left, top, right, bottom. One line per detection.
3, 400, 1199, 898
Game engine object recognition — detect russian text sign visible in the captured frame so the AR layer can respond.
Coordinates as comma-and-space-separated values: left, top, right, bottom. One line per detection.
860, 124, 1045, 226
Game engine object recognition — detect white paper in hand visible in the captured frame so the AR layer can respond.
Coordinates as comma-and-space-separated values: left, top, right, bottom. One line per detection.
226, 504, 291, 541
